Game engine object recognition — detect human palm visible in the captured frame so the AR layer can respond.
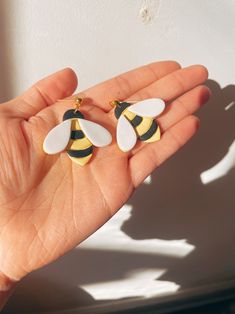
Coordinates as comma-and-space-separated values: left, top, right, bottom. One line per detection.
0, 61, 210, 283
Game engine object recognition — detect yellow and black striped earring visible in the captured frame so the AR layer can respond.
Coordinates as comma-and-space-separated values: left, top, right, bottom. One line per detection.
43, 97, 112, 166
110, 98, 166, 152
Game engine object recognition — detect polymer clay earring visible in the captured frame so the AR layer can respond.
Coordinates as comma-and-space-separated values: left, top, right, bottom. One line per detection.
43, 97, 112, 166
111, 98, 165, 152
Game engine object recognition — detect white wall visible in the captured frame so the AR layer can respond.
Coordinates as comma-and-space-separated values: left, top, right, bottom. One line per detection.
1, 0, 235, 313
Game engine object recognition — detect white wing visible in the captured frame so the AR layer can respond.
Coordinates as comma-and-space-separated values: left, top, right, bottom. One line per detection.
128, 98, 165, 117
43, 119, 71, 154
78, 119, 112, 147
117, 115, 137, 152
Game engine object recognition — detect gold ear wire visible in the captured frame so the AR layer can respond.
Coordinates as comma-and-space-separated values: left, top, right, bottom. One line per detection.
109, 100, 120, 108
74, 97, 83, 112
57, 95, 84, 112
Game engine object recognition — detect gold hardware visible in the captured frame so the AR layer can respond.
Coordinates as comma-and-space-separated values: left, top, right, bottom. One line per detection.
109, 100, 120, 108
57, 95, 84, 113
74, 97, 83, 112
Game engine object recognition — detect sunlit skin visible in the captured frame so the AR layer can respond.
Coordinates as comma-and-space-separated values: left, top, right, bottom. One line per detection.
0, 62, 210, 294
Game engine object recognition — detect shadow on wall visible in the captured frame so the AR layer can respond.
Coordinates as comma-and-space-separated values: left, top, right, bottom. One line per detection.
3, 80, 235, 313
0, 1, 15, 102
123, 80, 235, 286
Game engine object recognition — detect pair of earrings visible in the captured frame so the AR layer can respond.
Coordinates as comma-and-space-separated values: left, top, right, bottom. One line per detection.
43, 96, 166, 166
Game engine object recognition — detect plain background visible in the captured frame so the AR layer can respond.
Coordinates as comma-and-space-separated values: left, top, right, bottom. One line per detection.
1, 0, 235, 313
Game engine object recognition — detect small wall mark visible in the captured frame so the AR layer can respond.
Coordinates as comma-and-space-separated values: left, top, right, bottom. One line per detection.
139, 0, 161, 25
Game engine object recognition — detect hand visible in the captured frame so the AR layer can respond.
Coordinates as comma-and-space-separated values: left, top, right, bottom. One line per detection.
0, 61, 210, 284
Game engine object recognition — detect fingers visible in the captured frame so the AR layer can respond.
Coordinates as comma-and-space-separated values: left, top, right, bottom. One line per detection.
82, 60, 181, 111
4, 68, 78, 119
128, 65, 208, 103
158, 85, 211, 132
37, 60, 181, 122
129, 115, 200, 187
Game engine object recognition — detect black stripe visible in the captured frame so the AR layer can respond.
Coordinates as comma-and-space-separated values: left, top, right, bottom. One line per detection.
70, 130, 84, 139
63, 109, 84, 121
139, 121, 158, 141
68, 146, 93, 158
114, 102, 130, 119
131, 115, 143, 127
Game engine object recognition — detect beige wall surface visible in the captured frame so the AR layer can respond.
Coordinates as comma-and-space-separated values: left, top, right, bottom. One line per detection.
1, 0, 235, 313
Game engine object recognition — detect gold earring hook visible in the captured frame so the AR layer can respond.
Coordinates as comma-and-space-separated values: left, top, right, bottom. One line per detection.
74, 97, 83, 112
109, 100, 120, 108
57, 95, 84, 112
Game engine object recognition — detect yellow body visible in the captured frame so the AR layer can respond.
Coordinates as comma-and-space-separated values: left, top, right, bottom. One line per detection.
124, 110, 161, 142
66, 119, 93, 166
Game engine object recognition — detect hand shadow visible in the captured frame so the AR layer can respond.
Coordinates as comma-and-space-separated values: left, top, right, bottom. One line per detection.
122, 79, 235, 287
0, 0, 15, 103
3, 80, 235, 313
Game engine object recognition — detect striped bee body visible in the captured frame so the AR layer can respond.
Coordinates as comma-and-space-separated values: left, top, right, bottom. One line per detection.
114, 102, 161, 144
63, 109, 93, 166
67, 120, 93, 166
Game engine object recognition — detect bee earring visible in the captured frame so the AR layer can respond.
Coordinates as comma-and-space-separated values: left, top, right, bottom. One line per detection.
110, 98, 166, 152
43, 97, 112, 166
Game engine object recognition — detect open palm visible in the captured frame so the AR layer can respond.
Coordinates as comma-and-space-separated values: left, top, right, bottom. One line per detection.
0, 61, 210, 282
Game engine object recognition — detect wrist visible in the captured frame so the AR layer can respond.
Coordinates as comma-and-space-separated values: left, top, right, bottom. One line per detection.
0, 272, 15, 291
0, 272, 17, 310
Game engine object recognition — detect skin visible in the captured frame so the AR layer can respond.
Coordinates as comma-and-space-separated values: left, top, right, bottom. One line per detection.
0, 61, 210, 307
